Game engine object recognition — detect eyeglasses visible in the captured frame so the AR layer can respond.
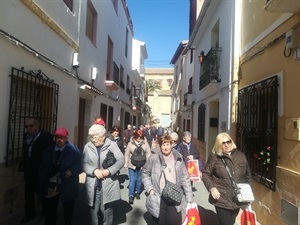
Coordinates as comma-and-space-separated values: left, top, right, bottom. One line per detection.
91, 135, 104, 140
25, 124, 34, 128
222, 140, 232, 145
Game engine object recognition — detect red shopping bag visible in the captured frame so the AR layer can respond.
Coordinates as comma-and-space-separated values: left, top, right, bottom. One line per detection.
241, 205, 257, 225
182, 202, 201, 225
187, 160, 201, 182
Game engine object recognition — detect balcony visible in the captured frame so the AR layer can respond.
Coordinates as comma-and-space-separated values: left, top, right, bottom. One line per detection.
264, 0, 300, 13
105, 61, 120, 91
131, 96, 143, 111
105, 80, 119, 91
199, 47, 222, 90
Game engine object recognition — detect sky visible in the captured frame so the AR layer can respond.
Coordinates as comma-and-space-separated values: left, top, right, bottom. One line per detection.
126, 0, 189, 68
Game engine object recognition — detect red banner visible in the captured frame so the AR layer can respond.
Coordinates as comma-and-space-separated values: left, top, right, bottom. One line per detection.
182, 202, 201, 225
187, 160, 201, 182
241, 205, 257, 225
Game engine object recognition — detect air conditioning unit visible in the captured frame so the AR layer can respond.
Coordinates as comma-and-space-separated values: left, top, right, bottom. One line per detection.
264, 0, 300, 13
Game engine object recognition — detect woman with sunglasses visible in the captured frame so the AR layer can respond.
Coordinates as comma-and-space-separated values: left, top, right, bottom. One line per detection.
124, 129, 151, 204
202, 132, 251, 225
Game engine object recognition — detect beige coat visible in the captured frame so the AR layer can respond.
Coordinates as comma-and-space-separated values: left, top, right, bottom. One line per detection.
124, 137, 151, 169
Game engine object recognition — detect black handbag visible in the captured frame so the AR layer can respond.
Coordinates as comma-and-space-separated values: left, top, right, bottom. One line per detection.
102, 150, 117, 169
160, 155, 183, 205
161, 173, 183, 205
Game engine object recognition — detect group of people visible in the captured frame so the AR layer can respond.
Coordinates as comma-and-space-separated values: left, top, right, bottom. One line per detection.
20, 117, 252, 225
20, 118, 81, 225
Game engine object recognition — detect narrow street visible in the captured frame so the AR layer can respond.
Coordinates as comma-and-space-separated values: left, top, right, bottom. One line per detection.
3, 168, 220, 225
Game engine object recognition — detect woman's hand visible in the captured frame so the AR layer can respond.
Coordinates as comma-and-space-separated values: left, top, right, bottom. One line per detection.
187, 155, 194, 160
210, 187, 221, 199
149, 190, 155, 195
94, 169, 110, 179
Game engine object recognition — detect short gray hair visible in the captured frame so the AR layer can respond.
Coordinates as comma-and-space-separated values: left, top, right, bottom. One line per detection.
170, 132, 179, 140
88, 124, 106, 136
182, 131, 191, 138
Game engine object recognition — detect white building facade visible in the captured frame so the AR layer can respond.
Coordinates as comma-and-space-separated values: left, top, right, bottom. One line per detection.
0, 0, 146, 218
171, 0, 241, 157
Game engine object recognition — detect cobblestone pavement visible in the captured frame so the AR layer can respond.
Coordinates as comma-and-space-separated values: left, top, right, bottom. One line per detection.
2, 168, 260, 225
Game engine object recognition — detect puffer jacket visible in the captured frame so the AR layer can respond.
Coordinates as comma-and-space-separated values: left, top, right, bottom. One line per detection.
124, 137, 151, 169
81, 138, 125, 207
202, 149, 251, 210
142, 150, 193, 218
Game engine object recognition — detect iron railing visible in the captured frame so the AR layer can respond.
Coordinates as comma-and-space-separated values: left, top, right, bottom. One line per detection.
6, 67, 58, 166
199, 47, 222, 90
237, 75, 278, 190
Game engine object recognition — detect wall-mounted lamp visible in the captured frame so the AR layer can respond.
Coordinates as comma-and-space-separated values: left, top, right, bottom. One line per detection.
198, 51, 205, 64
91, 67, 98, 84
72, 52, 79, 68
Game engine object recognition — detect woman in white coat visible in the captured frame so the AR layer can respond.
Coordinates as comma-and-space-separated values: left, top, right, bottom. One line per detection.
82, 124, 124, 225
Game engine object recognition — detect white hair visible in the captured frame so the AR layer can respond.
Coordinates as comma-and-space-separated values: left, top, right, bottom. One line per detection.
170, 132, 179, 140
88, 124, 106, 136
182, 131, 192, 138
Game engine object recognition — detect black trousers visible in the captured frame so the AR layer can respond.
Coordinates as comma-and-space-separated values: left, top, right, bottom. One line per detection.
24, 173, 37, 218
44, 194, 75, 225
158, 197, 182, 225
215, 206, 239, 225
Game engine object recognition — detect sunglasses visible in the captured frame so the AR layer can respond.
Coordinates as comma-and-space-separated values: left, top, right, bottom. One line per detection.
222, 140, 232, 145
25, 124, 34, 128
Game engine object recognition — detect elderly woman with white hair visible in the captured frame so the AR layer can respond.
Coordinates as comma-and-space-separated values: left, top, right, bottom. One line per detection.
82, 124, 125, 225
170, 132, 181, 152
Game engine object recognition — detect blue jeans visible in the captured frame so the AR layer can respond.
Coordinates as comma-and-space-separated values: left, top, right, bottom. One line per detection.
128, 168, 142, 197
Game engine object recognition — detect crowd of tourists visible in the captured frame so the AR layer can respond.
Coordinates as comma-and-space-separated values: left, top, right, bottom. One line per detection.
19, 117, 251, 225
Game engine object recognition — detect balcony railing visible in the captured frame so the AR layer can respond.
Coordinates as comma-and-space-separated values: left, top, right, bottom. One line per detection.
199, 47, 222, 90
113, 61, 120, 84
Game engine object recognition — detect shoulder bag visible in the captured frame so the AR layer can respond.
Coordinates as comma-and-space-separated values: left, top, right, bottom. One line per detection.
102, 150, 117, 169
160, 155, 183, 205
221, 157, 254, 203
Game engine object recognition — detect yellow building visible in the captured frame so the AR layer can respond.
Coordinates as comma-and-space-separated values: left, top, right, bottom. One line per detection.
145, 68, 174, 128
240, 2, 300, 225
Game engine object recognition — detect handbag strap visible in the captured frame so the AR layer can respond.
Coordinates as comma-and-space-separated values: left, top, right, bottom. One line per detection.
159, 154, 178, 183
159, 154, 168, 182
220, 157, 238, 190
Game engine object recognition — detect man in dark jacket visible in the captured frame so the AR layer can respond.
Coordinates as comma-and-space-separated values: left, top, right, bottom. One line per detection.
143, 124, 157, 147
178, 131, 200, 164
20, 118, 53, 224
38, 127, 81, 225
123, 124, 133, 148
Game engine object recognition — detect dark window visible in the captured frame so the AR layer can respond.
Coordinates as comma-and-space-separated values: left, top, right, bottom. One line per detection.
125, 28, 129, 57
237, 76, 278, 191
6, 68, 58, 166
197, 103, 205, 141
107, 106, 114, 130
106, 37, 113, 80
86, 0, 97, 44
100, 103, 108, 123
